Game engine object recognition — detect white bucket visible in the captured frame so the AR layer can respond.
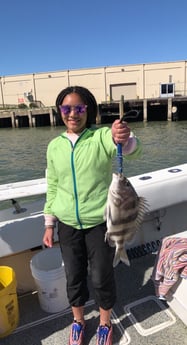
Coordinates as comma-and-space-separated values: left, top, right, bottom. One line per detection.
30, 247, 69, 313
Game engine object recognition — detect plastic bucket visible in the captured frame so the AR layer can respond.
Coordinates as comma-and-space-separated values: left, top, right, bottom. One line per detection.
30, 247, 69, 313
0, 266, 19, 338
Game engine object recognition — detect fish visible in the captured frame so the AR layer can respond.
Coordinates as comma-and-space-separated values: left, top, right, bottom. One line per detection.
104, 172, 149, 267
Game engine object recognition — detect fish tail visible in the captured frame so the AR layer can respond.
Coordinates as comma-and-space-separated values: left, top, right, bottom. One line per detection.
113, 248, 130, 267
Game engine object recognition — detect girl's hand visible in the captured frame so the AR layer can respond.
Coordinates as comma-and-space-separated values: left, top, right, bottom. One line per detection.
43, 227, 54, 248
111, 120, 130, 145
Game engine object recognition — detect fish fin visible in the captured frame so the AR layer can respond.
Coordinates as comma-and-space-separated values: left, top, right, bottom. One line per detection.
138, 197, 150, 214
105, 232, 115, 247
108, 239, 115, 247
113, 248, 130, 267
135, 197, 150, 228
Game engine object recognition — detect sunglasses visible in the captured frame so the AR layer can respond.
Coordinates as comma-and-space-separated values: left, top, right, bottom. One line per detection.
59, 104, 87, 115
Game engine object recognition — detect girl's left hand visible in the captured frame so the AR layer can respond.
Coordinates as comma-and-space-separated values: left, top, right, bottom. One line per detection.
111, 120, 130, 145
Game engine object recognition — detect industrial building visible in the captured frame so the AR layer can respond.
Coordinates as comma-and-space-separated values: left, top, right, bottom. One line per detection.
1, 59, 187, 127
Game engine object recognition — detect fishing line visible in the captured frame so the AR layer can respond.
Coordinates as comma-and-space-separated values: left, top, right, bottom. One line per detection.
117, 105, 140, 174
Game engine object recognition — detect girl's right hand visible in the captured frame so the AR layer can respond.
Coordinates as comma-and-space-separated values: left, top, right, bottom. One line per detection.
43, 227, 54, 248
111, 119, 130, 145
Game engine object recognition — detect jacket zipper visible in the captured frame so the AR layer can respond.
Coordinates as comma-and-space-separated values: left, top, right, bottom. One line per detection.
62, 130, 88, 229
71, 146, 83, 229
70, 132, 88, 229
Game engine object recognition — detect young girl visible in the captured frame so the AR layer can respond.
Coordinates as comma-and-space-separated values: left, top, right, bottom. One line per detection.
43, 86, 141, 345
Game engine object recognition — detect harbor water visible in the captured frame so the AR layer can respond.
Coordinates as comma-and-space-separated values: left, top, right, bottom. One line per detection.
1, 121, 187, 185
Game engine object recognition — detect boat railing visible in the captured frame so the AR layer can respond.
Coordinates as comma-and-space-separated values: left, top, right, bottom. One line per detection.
0, 178, 47, 202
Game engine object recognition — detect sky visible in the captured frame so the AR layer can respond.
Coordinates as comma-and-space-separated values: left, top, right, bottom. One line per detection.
1, 0, 187, 76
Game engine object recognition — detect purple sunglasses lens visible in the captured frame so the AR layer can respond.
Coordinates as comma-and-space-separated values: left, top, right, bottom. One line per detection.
60, 105, 71, 115
59, 104, 87, 115
76, 105, 87, 113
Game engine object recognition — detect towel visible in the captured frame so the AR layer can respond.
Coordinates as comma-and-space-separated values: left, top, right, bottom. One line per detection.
152, 237, 187, 298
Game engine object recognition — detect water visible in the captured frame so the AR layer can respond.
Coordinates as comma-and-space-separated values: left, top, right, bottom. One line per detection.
1, 121, 187, 186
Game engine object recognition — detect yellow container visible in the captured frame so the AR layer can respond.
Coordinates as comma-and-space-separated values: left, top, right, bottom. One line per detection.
0, 266, 19, 338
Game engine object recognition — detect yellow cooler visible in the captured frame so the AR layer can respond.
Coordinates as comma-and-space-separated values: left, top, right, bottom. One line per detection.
0, 266, 19, 338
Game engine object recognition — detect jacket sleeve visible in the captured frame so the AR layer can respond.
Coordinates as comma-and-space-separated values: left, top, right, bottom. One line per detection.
43, 142, 58, 216
123, 136, 142, 160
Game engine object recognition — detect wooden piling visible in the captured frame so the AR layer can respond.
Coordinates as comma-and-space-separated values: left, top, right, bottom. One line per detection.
11, 112, 16, 128
49, 108, 54, 126
28, 111, 33, 127
167, 98, 172, 121
143, 99, 147, 122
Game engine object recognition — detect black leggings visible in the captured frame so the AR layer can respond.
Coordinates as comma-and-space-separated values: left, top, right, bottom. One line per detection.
58, 222, 116, 310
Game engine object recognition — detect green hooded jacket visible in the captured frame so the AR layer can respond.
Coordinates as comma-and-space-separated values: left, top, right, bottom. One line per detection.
44, 127, 141, 229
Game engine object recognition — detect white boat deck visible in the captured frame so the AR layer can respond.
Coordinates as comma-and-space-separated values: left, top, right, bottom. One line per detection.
2, 253, 187, 345
1, 164, 187, 344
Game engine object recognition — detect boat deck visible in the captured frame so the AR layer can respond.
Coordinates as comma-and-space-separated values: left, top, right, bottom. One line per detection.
2, 253, 187, 345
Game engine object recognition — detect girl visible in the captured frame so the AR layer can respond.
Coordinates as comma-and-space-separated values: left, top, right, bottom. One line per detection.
43, 86, 141, 345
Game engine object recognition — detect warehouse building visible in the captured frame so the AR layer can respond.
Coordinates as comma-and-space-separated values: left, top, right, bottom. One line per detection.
1, 60, 187, 127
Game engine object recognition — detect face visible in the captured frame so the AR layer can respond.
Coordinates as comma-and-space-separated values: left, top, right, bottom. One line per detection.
60, 93, 88, 133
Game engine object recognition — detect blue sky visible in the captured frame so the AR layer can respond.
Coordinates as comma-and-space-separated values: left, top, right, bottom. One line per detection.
1, 0, 187, 76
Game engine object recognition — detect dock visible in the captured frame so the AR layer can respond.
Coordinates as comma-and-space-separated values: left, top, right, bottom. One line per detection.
98, 96, 187, 123
0, 107, 62, 128
0, 97, 187, 128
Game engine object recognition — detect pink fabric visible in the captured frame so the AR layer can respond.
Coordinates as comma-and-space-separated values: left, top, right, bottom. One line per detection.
152, 237, 187, 297
44, 214, 57, 227
123, 135, 137, 154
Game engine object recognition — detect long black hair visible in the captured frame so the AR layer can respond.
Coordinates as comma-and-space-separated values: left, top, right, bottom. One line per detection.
56, 86, 98, 128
